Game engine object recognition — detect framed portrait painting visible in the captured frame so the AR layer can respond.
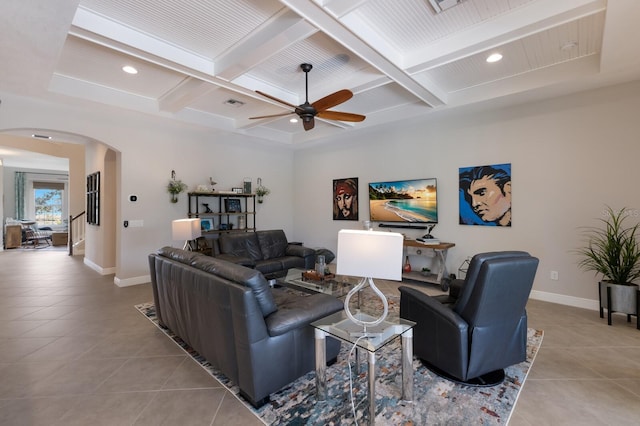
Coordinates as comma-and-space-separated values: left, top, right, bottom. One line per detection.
333, 177, 358, 221
459, 163, 511, 227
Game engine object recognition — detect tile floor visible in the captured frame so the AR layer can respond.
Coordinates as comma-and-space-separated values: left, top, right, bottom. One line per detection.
0, 249, 639, 425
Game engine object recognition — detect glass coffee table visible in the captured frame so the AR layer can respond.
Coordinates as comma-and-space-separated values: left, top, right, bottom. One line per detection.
278, 268, 358, 297
312, 311, 415, 425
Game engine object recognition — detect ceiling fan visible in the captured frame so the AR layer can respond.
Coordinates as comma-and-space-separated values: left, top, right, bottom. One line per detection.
249, 63, 365, 131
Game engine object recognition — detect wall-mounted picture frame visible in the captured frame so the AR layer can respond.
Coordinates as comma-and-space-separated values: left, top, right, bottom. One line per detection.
459, 163, 512, 227
200, 218, 213, 231
225, 198, 242, 213
86, 171, 100, 225
333, 177, 358, 221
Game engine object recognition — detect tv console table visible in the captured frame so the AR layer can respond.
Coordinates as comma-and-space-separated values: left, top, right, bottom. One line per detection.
402, 240, 455, 290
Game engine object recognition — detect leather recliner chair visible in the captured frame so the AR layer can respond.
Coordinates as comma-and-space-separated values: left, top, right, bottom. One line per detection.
399, 251, 539, 385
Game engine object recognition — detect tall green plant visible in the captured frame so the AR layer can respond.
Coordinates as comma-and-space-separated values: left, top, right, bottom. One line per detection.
576, 207, 640, 284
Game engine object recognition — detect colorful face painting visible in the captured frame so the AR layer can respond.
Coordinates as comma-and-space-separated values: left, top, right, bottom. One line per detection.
333, 178, 358, 221
459, 163, 511, 227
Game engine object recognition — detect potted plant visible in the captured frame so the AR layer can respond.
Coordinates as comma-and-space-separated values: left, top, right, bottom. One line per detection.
255, 178, 270, 203
576, 206, 640, 325
167, 178, 187, 203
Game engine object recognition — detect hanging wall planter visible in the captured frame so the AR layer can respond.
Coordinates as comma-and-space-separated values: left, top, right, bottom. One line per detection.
255, 177, 270, 204
167, 170, 187, 203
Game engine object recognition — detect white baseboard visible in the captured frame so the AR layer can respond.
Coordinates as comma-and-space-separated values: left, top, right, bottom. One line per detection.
83, 257, 116, 275
114, 274, 150, 287
529, 289, 599, 311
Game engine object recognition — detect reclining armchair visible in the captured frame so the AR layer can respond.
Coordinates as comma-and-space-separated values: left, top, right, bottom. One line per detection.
399, 251, 539, 385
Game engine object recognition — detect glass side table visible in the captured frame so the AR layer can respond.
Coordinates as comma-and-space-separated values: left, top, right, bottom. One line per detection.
312, 311, 416, 425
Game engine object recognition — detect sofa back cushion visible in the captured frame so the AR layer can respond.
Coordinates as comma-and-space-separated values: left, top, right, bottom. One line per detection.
257, 230, 288, 260
219, 232, 263, 261
157, 246, 277, 317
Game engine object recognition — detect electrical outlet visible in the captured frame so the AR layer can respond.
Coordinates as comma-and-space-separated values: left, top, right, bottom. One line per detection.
550, 270, 559, 281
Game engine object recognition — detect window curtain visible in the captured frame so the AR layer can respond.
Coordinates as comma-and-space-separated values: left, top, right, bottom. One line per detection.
15, 171, 25, 219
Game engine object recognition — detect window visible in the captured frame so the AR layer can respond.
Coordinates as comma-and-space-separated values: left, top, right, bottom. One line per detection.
34, 182, 64, 226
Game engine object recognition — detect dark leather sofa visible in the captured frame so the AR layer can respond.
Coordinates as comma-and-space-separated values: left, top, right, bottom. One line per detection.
149, 246, 343, 407
216, 229, 315, 277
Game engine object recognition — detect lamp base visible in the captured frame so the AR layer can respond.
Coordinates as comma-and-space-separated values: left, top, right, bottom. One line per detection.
344, 277, 389, 331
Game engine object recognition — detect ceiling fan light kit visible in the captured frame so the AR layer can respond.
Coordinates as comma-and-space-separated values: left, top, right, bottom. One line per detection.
250, 63, 365, 131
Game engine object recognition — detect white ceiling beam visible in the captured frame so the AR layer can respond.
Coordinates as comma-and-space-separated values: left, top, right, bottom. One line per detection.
279, 0, 446, 107
215, 9, 318, 81
72, 7, 214, 75
158, 77, 218, 113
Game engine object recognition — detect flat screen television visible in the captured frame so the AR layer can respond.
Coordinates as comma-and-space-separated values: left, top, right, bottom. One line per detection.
368, 178, 438, 223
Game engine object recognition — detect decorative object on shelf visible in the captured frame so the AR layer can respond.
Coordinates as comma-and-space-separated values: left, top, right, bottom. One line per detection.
238, 216, 246, 230
202, 203, 213, 213
172, 218, 201, 250
167, 170, 187, 203
224, 198, 242, 213
337, 229, 403, 335
576, 206, 640, 325
243, 177, 252, 194
403, 255, 412, 273
232, 187, 243, 194
196, 184, 213, 193
255, 177, 270, 203
200, 218, 213, 231
209, 177, 217, 189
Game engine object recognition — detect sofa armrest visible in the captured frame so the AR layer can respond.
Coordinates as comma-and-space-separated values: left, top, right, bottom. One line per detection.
265, 292, 343, 337
285, 244, 315, 269
216, 253, 256, 268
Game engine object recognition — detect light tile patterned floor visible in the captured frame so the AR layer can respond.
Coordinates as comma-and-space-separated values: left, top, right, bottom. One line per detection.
0, 249, 639, 424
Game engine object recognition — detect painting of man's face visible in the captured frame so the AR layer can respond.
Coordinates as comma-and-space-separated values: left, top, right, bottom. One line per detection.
333, 178, 358, 220
459, 164, 511, 227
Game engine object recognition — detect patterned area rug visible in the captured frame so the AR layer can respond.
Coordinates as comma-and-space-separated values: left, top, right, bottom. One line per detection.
135, 291, 542, 425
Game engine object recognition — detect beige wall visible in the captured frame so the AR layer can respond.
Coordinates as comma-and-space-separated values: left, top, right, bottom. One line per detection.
292, 80, 640, 309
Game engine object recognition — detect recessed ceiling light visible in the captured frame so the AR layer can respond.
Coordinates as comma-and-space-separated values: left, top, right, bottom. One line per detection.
122, 65, 138, 74
290, 118, 298, 123
486, 53, 503, 63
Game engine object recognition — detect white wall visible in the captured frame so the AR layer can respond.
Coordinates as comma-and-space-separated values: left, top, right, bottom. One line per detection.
0, 93, 294, 284
293, 81, 640, 308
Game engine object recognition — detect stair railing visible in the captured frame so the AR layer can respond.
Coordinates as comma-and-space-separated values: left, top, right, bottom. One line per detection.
68, 211, 86, 256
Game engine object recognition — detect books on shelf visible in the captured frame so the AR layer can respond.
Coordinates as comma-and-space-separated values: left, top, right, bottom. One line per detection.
416, 238, 440, 245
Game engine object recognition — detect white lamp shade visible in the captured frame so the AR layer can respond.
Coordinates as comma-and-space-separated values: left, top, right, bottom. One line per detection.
172, 218, 201, 241
336, 229, 403, 281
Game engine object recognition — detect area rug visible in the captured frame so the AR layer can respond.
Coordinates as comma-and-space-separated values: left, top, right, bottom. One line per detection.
135, 292, 542, 425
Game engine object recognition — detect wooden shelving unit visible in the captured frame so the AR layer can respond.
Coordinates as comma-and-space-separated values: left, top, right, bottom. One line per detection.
187, 192, 256, 235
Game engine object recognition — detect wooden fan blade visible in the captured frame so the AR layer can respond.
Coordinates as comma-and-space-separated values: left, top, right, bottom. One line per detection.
255, 90, 297, 109
249, 111, 295, 120
303, 117, 315, 131
317, 110, 366, 122
312, 89, 353, 112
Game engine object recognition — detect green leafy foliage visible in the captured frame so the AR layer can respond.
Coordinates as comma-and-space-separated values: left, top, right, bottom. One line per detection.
576, 206, 640, 284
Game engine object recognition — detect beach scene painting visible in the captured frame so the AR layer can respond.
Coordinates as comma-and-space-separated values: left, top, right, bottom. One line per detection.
368, 178, 438, 223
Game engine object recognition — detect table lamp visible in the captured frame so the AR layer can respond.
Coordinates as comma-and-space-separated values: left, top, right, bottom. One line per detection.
172, 218, 201, 250
336, 229, 404, 335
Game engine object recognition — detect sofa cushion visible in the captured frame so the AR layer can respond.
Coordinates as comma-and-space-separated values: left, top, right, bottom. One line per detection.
266, 291, 344, 337
257, 230, 288, 260
159, 247, 277, 317
219, 233, 263, 261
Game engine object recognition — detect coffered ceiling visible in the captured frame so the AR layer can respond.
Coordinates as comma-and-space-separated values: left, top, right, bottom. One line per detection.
1, 0, 640, 147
